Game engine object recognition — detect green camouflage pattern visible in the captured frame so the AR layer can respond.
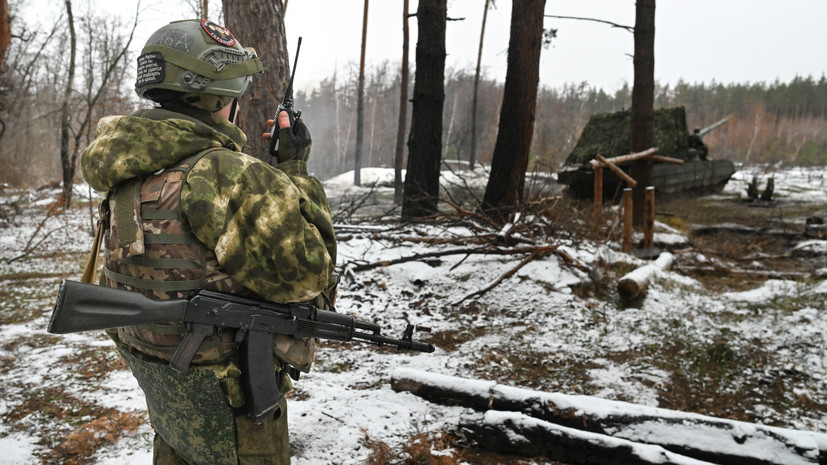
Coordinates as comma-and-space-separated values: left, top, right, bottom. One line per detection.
117, 344, 239, 465
81, 106, 245, 192
183, 149, 335, 303
81, 104, 334, 463
81, 105, 336, 304
85, 106, 329, 371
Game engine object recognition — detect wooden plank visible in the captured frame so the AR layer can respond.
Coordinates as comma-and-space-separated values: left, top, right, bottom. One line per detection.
595, 154, 637, 187
643, 186, 655, 248
622, 188, 634, 253
593, 166, 603, 216
650, 154, 685, 165
589, 147, 658, 167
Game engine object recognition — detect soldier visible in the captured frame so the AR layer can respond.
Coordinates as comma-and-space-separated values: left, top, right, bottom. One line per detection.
687, 127, 709, 160
80, 19, 337, 465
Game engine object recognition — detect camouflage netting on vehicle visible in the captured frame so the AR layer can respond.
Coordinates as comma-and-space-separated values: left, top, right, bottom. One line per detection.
565, 106, 690, 165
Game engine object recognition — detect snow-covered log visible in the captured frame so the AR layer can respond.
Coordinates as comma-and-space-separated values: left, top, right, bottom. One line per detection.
460, 410, 716, 465
391, 368, 827, 465
617, 252, 674, 301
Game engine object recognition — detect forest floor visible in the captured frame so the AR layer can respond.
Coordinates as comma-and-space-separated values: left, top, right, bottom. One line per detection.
0, 164, 825, 464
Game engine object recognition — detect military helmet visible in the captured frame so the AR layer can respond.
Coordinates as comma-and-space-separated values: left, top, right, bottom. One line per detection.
135, 19, 263, 111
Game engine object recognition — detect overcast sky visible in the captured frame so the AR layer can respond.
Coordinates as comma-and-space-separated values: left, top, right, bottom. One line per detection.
279, 0, 827, 93
43, 0, 827, 94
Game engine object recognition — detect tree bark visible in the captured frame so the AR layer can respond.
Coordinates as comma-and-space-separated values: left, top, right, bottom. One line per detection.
630, 0, 655, 226
401, 0, 446, 220
469, 0, 490, 171
354, 0, 369, 186
0, 0, 9, 73
222, 0, 289, 161
393, 0, 410, 204
59, 0, 77, 208
481, 0, 546, 223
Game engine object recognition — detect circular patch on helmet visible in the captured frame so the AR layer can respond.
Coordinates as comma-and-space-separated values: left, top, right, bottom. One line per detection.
201, 19, 236, 47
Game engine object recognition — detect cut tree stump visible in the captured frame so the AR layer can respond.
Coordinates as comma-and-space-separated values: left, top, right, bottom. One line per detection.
391, 368, 827, 465
616, 252, 674, 301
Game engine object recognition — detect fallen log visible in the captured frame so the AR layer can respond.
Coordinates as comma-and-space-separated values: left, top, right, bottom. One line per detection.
673, 265, 811, 280
460, 410, 716, 465
392, 368, 826, 465
690, 223, 801, 241
616, 252, 674, 301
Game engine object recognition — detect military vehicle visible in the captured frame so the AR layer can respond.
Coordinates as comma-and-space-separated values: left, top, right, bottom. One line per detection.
556, 106, 734, 200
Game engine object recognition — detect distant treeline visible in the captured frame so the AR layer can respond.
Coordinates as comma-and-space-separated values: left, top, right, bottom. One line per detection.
297, 67, 827, 179
3, 48, 825, 187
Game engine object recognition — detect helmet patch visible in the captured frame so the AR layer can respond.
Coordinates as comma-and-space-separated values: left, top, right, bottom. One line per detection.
136, 52, 165, 87
201, 20, 236, 47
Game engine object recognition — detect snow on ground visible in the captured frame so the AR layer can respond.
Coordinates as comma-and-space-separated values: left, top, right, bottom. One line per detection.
1, 165, 826, 464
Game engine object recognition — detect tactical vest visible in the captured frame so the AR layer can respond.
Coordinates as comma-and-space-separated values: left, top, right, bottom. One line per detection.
103, 147, 319, 370
103, 149, 250, 364
99, 110, 331, 464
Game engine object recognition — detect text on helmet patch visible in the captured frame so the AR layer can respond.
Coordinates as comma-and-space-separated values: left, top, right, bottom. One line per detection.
136, 52, 165, 86
201, 20, 236, 47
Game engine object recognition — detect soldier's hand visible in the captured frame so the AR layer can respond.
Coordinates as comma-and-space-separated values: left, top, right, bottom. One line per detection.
262, 111, 311, 163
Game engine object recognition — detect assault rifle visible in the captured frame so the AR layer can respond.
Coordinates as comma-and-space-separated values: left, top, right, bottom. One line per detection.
267, 36, 303, 157
48, 280, 434, 423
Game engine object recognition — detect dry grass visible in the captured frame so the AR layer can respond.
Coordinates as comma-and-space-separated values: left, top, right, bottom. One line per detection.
363, 430, 559, 465
49, 411, 145, 465
3, 385, 146, 464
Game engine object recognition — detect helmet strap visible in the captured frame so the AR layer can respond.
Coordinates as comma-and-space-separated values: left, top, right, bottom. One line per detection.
228, 98, 239, 125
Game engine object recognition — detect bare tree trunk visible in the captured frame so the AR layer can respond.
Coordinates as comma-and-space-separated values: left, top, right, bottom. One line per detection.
481, 0, 546, 223
443, 92, 457, 159
401, 0, 447, 220
203, 0, 208, 18
368, 95, 376, 167
470, 0, 490, 171
354, 0, 369, 186
394, 0, 410, 204
630, 0, 655, 226
0, 0, 9, 72
60, 0, 77, 209
222, 0, 289, 161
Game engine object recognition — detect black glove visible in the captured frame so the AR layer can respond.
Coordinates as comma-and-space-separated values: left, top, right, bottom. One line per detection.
276, 119, 312, 163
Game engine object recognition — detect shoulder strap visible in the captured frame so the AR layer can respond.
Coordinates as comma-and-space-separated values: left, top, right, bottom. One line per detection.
80, 219, 104, 284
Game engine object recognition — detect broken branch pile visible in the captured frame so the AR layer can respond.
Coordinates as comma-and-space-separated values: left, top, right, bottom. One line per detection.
338, 211, 592, 303
391, 368, 827, 465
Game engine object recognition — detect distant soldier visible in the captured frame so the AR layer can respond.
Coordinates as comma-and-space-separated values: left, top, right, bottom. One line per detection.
80, 19, 337, 465
687, 128, 709, 160
747, 175, 760, 200
761, 177, 775, 201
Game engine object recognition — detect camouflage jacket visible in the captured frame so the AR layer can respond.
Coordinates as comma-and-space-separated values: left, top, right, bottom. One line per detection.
81, 104, 336, 304
81, 104, 336, 371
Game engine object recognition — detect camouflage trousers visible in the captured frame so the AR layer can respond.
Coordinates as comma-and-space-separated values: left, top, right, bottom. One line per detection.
114, 340, 292, 465
152, 398, 290, 465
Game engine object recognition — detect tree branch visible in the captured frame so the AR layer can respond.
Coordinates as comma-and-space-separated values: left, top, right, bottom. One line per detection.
544, 14, 634, 33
